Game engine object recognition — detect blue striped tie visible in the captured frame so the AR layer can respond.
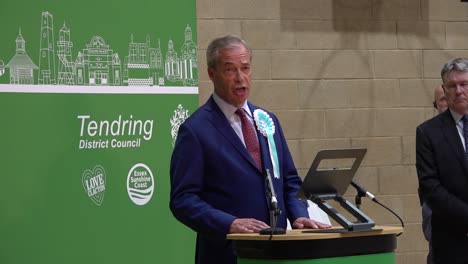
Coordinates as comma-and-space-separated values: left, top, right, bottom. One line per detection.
463, 115, 468, 160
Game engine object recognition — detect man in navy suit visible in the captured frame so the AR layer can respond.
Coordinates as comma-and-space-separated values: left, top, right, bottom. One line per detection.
170, 35, 330, 264
419, 84, 447, 264
416, 58, 468, 263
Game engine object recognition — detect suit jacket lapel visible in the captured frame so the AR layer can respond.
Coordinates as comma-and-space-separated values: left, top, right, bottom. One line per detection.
441, 110, 468, 173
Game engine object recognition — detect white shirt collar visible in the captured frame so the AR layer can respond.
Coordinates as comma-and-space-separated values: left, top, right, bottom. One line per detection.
450, 109, 464, 123
212, 93, 252, 118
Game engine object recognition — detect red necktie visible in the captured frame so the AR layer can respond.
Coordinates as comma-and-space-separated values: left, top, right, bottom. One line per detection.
235, 109, 263, 171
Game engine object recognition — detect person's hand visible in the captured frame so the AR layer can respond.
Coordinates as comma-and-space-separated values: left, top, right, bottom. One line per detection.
229, 218, 270, 233
292, 217, 332, 229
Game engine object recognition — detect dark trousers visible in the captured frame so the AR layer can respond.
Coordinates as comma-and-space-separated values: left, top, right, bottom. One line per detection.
422, 203, 432, 264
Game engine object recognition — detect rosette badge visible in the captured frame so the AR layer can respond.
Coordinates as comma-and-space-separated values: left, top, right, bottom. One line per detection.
253, 109, 280, 179
127, 163, 154, 205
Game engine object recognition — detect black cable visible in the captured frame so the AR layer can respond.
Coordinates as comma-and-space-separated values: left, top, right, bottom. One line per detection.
268, 212, 278, 241
351, 180, 404, 236
371, 199, 404, 236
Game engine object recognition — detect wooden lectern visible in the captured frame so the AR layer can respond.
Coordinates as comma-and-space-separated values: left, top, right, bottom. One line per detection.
227, 225, 403, 264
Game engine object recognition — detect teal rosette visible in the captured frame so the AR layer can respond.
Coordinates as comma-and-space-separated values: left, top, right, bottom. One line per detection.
253, 109, 280, 179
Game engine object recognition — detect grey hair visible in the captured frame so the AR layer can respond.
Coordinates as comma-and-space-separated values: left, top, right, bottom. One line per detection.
441, 58, 468, 83
206, 35, 252, 69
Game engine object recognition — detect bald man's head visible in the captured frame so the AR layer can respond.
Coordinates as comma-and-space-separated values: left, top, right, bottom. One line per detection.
434, 84, 448, 114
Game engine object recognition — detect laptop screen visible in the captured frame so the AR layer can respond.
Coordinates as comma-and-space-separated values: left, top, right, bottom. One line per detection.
297, 148, 367, 200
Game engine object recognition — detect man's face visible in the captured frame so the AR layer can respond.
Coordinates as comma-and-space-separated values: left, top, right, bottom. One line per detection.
443, 71, 468, 115
434, 85, 448, 114
208, 45, 252, 108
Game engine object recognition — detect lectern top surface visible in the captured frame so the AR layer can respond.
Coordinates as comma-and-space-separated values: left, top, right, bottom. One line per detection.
226, 225, 403, 241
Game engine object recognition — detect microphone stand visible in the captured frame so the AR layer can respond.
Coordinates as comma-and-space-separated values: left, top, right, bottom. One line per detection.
351, 180, 377, 209
260, 169, 286, 236
354, 188, 365, 209
350, 179, 404, 235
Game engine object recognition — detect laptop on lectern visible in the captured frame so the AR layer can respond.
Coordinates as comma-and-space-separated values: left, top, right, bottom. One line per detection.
297, 148, 367, 201
297, 148, 376, 232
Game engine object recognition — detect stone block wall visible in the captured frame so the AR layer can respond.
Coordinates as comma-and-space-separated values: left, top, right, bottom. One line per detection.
196, 0, 468, 262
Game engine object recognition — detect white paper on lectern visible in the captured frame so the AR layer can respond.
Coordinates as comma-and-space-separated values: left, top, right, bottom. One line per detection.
286, 200, 331, 230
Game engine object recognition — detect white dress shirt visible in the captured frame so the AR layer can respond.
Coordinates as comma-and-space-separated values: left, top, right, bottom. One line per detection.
451, 109, 467, 151
212, 93, 258, 147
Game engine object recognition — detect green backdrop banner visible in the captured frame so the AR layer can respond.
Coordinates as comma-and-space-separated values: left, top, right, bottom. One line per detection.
0, 1, 198, 263
238, 253, 395, 264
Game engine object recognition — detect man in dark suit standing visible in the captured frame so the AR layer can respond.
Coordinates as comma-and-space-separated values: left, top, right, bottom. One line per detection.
420, 84, 448, 264
170, 35, 330, 264
416, 58, 468, 263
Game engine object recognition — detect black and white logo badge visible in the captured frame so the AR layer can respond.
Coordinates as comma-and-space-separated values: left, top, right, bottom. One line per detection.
127, 163, 154, 205
82, 165, 106, 206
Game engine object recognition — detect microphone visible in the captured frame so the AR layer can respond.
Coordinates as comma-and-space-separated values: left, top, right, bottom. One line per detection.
350, 180, 378, 202
350, 179, 405, 233
260, 169, 285, 236
266, 169, 279, 210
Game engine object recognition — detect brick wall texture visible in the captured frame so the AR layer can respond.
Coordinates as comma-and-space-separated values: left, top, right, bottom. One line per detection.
196, 0, 468, 262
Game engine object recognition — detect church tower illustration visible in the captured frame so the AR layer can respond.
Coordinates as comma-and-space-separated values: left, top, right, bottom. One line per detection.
180, 24, 198, 86
165, 38, 181, 82
38, 11, 56, 84
6, 29, 38, 84
57, 22, 75, 85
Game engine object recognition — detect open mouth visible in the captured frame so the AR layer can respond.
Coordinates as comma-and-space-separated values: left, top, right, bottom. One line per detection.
235, 87, 247, 93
